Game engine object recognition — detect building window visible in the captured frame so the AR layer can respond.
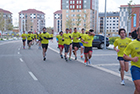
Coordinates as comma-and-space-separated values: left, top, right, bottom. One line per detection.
66, 1, 68, 3
113, 20, 115, 22
77, 5, 79, 8
66, 5, 68, 8
66, 14, 68, 18
70, 5, 72, 8
79, 0, 81, 4
70, 1, 72, 4
73, 5, 75, 8
113, 24, 115, 25
77, 1, 79, 4
66, 10, 69, 13
73, 1, 75, 4
84, 10, 86, 13
79, 5, 81, 8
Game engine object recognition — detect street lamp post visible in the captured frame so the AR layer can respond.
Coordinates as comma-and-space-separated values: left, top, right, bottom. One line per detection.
104, 0, 107, 50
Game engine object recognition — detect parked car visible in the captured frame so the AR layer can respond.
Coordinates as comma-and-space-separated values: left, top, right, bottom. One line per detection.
92, 35, 110, 49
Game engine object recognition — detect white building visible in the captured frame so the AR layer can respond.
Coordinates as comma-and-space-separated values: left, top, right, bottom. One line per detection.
98, 12, 119, 33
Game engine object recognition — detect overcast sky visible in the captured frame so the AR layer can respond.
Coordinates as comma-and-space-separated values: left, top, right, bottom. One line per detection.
0, 0, 139, 27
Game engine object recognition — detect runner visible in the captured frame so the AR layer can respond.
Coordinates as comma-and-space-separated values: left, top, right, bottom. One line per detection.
114, 28, 132, 85
26, 31, 33, 49
56, 31, 64, 58
38, 32, 42, 49
62, 28, 72, 61
123, 26, 140, 94
80, 28, 85, 59
40, 27, 53, 61
72, 27, 81, 60
69, 28, 73, 61
82, 29, 95, 65
50, 29, 54, 43
21, 31, 27, 49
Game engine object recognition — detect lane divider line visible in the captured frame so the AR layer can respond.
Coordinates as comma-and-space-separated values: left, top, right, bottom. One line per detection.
18, 52, 20, 54
20, 58, 24, 62
29, 72, 38, 81
48, 46, 132, 82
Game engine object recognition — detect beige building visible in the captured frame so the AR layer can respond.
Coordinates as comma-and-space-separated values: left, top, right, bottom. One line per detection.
19, 9, 45, 34
0, 8, 12, 32
61, 0, 98, 32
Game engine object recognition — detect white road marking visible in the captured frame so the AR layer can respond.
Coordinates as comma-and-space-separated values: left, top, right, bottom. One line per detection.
18, 52, 20, 54
19, 58, 24, 62
48, 46, 132, 82
29, 72, 38, 81
0, 41, 19, 46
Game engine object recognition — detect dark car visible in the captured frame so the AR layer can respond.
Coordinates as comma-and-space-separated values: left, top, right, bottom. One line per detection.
92, 35, 110, 49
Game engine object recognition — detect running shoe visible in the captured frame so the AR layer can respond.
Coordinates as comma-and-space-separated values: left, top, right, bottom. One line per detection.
85, 62, 88, 66
65, 57, 68, 62
69, 58, 71, 61
43, 57, 46, 61
23, 46, 25, 49
84, 60, 86, 63
89, 59, 91, 64
75, 57, 77, 60
60, 54, 63, 59
121, 80, 125, 85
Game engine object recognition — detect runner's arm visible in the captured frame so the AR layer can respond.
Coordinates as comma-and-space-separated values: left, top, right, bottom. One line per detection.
123, 54, 139, 62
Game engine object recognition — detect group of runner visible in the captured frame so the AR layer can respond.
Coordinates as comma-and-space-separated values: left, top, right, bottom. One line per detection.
21, 26, 140, 94
56, 27, 95, 65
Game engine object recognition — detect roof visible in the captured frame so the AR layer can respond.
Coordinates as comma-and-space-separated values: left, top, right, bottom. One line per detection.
19, 9, 45, 14
99, 12, 119, 17
54, 10, 62, 14
0, 8, 12, 14
120, 4, 140, 8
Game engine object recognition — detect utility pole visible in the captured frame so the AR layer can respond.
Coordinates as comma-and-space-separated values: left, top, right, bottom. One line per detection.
104, 0, 107, 50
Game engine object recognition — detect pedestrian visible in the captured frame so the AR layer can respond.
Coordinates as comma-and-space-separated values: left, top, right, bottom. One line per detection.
72, 27, 81, 60
114, 28, 132, 85
123, 26, 140, 94
38, 32, 42, 49
69, 28, 73, 61
62, 28, 72, 61
40, 27, 53, 61
21, 31, 27, 49
80, 28, 85, 59
82, 29, 95, 65
27, 31, 33, 49
56, 31, 64, 58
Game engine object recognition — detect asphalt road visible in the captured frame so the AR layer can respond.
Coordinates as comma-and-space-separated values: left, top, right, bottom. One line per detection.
0, 40, 135, 94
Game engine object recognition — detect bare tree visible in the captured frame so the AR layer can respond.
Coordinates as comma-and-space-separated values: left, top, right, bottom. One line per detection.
26, 18, 33, 32
75, 14, 82, 30
6, 18, 13, 31
82, 11, 90, 30
127, 0, 135, 37
65, 16, 73, 29
0, 12, 5, 34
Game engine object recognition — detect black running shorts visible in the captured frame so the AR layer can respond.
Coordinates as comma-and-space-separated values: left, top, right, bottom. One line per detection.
42, 44, 48, 49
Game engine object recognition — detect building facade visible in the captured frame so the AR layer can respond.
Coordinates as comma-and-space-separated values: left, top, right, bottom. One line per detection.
19, 9, 45, 34
61, 0, 98, 32
119, 4, 140, 33
0, 8, 12, 32
54, 10, 62, 32
98, 12, 119, 34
